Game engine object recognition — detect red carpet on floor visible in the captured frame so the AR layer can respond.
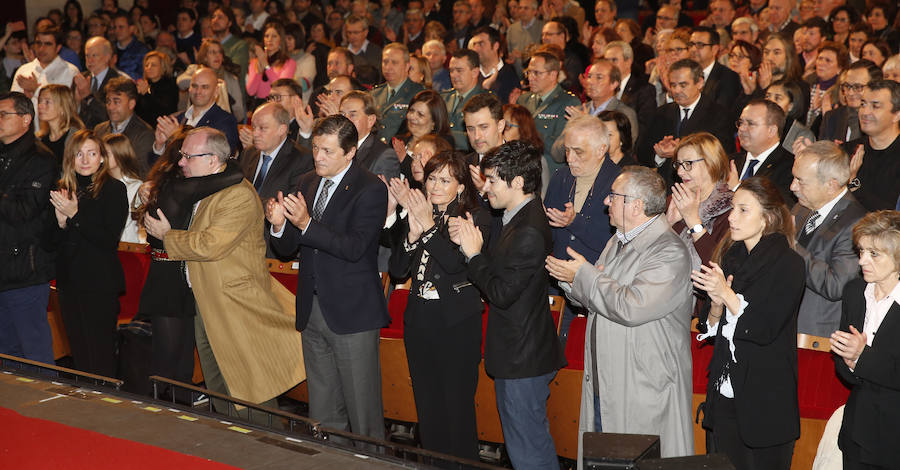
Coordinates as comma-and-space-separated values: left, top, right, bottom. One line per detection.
0, 407, 238, 469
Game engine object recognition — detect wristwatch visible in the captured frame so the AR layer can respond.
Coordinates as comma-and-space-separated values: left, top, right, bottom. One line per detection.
688, 223, 704, 234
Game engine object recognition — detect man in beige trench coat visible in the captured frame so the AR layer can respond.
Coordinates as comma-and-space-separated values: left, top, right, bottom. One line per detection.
145, 127, 305, 417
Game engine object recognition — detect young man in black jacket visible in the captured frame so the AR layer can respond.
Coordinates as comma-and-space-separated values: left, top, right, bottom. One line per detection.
0, 92, 58, 365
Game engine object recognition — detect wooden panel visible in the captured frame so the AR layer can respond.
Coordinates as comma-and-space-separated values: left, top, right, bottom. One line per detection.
547, 368, 583, 459
474, 361, 504, 443
380, 337, 418, 422
266, 259, 299, 274
549, 295, 566, 334
284, 381, 309, 403
47, 287, 70, 360
192, 347, 204, 384
798, 334, 830, 352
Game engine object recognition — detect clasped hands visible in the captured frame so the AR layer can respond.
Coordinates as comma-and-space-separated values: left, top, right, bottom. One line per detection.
831, 325, 867, 369
691, 262, 737, 316
265, 191, 311, 232
49, 188, 78, 228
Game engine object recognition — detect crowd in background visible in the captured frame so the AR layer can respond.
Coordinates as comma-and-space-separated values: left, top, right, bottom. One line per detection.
2, 0, 900, 468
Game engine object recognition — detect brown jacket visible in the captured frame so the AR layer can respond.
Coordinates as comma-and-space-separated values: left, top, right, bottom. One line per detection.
165, 179, 305, 404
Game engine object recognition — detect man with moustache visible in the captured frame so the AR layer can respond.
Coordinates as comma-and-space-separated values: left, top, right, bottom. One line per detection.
442, 49, 489, 151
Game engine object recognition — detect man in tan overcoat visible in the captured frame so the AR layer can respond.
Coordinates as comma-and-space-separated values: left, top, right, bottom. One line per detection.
145, 127, 305, 416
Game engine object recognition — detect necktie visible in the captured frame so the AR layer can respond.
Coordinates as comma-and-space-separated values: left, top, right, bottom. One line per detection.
676, 107, 689, 137
312, 179, 334, 221
804, 211, 821, 235
253, 153, 272, 191
90, 76, 98, 94
741, 159, 759, 181
388, 88, 395, 101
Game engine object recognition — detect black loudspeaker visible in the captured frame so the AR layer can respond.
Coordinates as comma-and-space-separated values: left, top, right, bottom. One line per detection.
638, 454, 735, 469
583, 432, 661, 469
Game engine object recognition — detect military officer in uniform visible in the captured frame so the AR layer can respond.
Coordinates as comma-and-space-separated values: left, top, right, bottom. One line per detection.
371, 43, 425, 143
517, 50, 581, 175
441, 49, 491, 151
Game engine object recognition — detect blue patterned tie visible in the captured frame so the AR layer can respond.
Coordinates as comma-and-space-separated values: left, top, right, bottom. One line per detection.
741, 159, 759, 181
253, 153, 273, 191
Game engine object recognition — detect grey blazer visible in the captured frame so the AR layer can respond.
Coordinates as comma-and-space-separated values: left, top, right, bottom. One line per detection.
792, 191, 867, 337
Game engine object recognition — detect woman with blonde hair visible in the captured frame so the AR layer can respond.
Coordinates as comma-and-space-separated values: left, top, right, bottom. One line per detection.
668, 132, 734, 270
177, 39, 246, 122
50, 129, 128, 377
692, 176, 805, 470
136, 51, 179, 125
36, 84, 84, 165
101, 134, 145, 243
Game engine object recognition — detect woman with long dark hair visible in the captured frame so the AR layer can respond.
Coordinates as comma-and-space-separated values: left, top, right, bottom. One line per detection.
692, 177, 805, 470
101, 134, 144, 243
134, 128, 243, 402
50, 129, 128, 377
246, 22, 297, 107
597, 110, 637, 166
388, 151, 490, 462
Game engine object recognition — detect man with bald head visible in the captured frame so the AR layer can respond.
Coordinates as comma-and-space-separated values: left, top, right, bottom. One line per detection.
74, 36, 127, 128
239, 102, 313, 257
152, 67, 240, 160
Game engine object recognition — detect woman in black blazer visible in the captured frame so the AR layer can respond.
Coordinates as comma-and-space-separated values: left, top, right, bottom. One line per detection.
387, 151, 490, 463
692, 177, 806, 470
50, 130, 128, 377
831, 211, 900, 470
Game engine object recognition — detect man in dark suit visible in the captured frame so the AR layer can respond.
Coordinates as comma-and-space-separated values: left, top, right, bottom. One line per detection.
604, 41, 656, 144
267, 115, 389, 441
456, 140, 566, 470
442, 49, 490, 150
767, 0, 800, 38
238, 102, 314, 258
151, 67, 240, 160
93, 77, 155, 175
732, 99, 796, 204
371, 43, 425, 142
819, 60, 881, 143
638, 59, 735, 188
789, 141, 866, 337
690, 27, 741, 112
74, 36, 127, 129
339, 91, 400, 179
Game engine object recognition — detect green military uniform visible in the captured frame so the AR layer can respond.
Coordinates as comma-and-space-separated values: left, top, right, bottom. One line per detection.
371, 78, 425, 143
441, 85, 491, 151
517, 85, 581, 173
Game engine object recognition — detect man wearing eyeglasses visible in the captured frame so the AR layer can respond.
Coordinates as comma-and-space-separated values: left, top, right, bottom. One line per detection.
10, 25, 79, 123
819, 60, 882, 143
144, 126, 305, 422
546, 165, 694, 459
732, 99, 796, 204
689, 26, 740, 112
73, 36, 127, 130
0, 92, 58, 367
517, 50, 581, 175
345, 15, 382, 76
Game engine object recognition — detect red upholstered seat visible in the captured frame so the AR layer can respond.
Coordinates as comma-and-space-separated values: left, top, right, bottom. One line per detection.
382, 288, 409, 339
797, 348, 850, 420
117, 248, 151, 320
564, 316, 586, 370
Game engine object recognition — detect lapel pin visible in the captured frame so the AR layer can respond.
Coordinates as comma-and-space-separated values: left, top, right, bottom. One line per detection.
344, 185, 349, 190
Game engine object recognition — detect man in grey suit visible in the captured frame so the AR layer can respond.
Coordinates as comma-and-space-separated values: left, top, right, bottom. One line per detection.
93, 77, 155, 176
546, 166, 694, 459
789, 141, 866, 337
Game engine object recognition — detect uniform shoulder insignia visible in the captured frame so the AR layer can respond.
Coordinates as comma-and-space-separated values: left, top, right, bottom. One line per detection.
372, 83, 386, 90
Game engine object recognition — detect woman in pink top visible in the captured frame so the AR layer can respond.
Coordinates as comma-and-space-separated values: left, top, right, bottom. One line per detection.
246, 22, 297, 108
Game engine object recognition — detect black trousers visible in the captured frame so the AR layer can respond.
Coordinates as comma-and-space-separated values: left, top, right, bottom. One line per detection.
58, 288, 120, 378
404, 313, 482, 463
712, 395, 794, 470
841, 435, 892, 470
151, 315, 196, 403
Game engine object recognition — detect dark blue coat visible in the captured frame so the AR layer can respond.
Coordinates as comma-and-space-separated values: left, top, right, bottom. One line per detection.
177, 103, 241, 156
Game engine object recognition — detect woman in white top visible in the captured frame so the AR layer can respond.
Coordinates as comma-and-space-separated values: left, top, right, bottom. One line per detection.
284, 23, 316, 103
177, 39, 246, 122
101, 134, 145, 243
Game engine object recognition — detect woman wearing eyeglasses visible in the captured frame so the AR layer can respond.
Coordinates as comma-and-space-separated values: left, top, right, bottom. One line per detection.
51, 129, 128, 377
692, 176, 805, 470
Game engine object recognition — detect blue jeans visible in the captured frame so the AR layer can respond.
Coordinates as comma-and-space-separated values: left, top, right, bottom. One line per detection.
593, 394, 603, 432
495, 371, 558, 470
0, 284, 55, 365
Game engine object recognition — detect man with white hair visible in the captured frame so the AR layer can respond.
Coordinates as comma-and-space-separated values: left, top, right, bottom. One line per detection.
423, 40, 451, 91
546, 165, 694, 459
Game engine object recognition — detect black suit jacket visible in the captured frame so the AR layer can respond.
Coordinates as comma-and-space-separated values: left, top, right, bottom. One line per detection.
620, 73, 656, 140
731, 146, 796, 205
79, 68, 127, 129
639, 93, 735, 187
355, 134, 400, 179
177, 103, 240, 155
239, 140, 314, 258
270, 161, 390, 334
703, 62, 741, 112
819, 105, 860, 143
467, 197, 565, 379
836, 278, 900, 466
